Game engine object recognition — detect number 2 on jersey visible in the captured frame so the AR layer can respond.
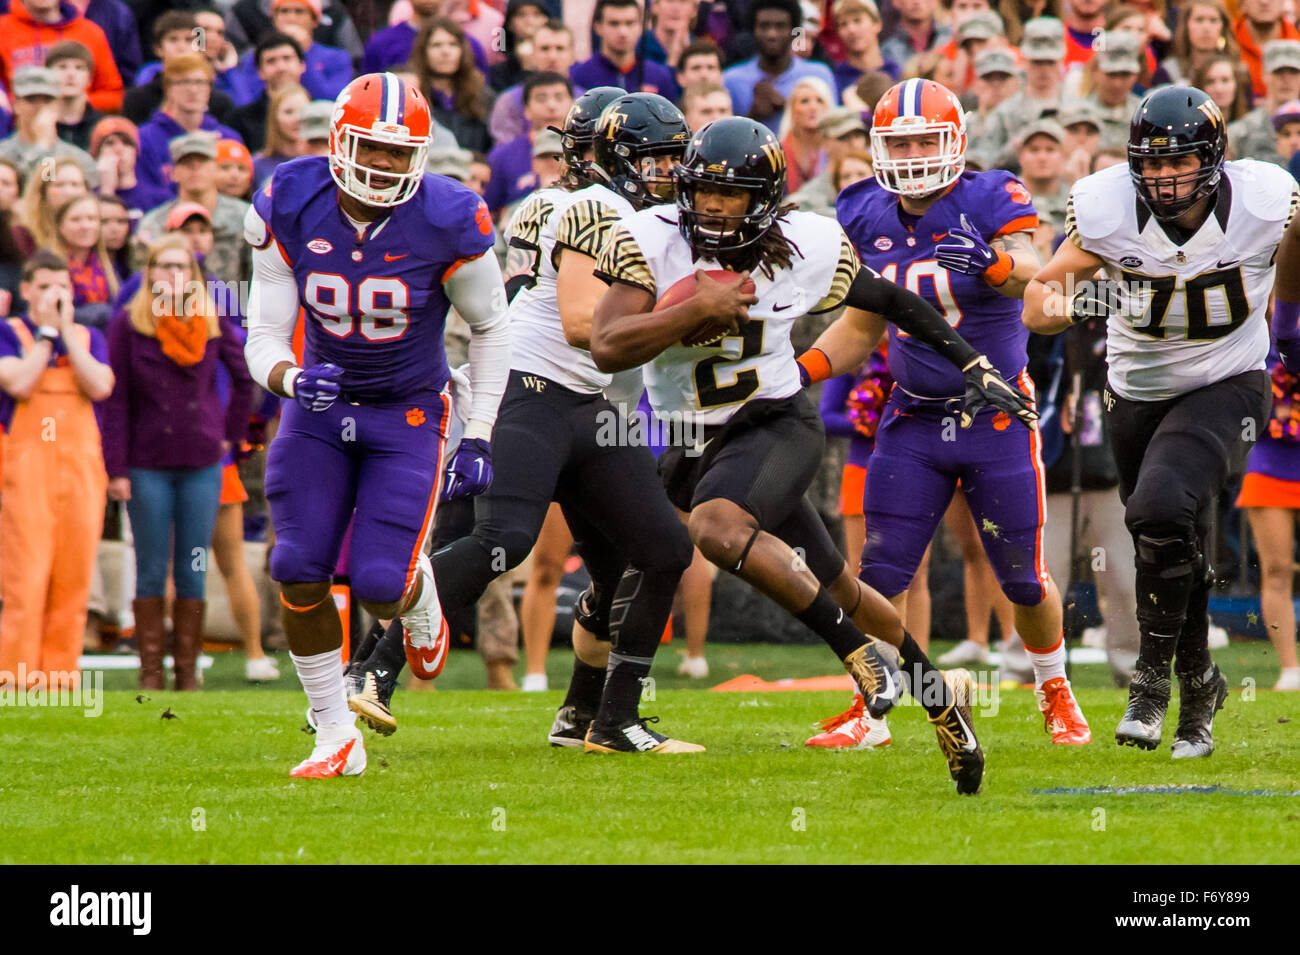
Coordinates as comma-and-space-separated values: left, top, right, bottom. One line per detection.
305, 272, 410, 341
694, 320, 765, 408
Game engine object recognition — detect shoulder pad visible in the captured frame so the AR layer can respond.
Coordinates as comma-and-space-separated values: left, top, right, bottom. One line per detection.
1069, 165, 1130, 242
1232, 159, 1297, 222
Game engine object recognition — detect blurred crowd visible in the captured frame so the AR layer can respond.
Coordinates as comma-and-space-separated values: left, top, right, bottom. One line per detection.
0, 0, 1296, 694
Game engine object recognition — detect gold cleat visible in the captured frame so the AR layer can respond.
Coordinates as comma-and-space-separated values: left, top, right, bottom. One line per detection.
583, 717, 706, 753
348, 671, 398, 737
928, 668, 984, 795
842, 638, 901, 718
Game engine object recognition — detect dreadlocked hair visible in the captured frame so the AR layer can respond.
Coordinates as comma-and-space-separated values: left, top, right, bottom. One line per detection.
716, 202, 803, 279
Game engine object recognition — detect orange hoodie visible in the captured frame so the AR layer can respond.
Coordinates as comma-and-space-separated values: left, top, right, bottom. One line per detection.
0, 0, 123, 113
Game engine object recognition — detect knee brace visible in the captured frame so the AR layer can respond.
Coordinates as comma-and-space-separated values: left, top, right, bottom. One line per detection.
574, 584, 612, 642
1134, 531, 1201, 634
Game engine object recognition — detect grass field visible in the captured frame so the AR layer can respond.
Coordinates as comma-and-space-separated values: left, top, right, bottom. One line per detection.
4, 642, 1299, 864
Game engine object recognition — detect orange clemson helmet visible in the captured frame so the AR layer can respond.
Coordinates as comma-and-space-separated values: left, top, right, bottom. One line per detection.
329, 72, 432, 208
870, 79, 967, 198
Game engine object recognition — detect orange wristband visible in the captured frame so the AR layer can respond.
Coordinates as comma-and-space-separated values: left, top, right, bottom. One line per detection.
797, 347, 833, 385
983, 251, 1014, 287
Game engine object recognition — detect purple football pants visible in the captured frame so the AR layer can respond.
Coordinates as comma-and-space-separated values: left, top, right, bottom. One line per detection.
266, 393, 450, 606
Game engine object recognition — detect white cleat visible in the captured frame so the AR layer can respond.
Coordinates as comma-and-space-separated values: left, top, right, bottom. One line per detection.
403, 552, 449, 680
676, 654, 709, 679
245, 656, 280, 682
938, 639, 990, 667
805, 697, 892, 749
290, 721, 366, 778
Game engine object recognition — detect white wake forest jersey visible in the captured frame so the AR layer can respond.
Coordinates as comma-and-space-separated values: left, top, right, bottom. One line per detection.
503, 182, 637, 394
595, 205, 859, 426
1067, 159, 1300, 402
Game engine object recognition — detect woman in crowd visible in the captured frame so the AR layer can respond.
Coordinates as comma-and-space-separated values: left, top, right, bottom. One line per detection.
51, 194, 120, 329
15, 157, 88, 258
1189, 54, 1250, 124
102, 235, 254, 691
1161, 0, 1238, 86
1105, 4, 1172, 90
253, 83, 309, 189
410, 17, 494, 154
489, 0, 550, 91
216, 139, 256, 200
98, 195, 133, 282
0, 158, 22, 216
0, 160, 24, 314
779, 76, 833, 195
996, 0, 1064, 46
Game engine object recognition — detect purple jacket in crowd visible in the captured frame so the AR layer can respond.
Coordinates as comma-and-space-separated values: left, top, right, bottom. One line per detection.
134, 111, 244, 197
360, 20, 489, 77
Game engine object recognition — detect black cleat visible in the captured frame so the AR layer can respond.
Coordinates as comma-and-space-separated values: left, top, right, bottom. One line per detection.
1115, 664, 1171, 750
928, 668, 983, 795
1171, 665, 1227, 759
584, 716, 705, 753
348, 662, 399, 736
548, 705, 592, 748
843, 639, 901, 719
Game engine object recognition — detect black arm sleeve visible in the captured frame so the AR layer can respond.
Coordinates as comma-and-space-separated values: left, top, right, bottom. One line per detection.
841, 267, 980, 371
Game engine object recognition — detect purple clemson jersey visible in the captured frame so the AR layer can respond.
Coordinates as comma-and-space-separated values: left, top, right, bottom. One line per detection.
252, 156, 495, 404
837, 170, 1039, 399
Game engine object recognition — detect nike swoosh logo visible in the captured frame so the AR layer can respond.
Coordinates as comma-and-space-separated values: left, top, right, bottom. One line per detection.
1216, 259, 1237, 269
385, 253, 408, 261
932, 232, 948, 242
773, 303, 794, 312
375, 670, 388, 678
955, 710, 977, 751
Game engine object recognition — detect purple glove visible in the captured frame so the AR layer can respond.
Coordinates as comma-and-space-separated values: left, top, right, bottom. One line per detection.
935, 227, 999, 276
1272, 300, 1300, 372
294, 362, 343, 413
441, 437, 493, 501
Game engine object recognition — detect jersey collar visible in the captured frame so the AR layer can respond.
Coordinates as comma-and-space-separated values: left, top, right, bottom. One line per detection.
1135, 176, 1232, 257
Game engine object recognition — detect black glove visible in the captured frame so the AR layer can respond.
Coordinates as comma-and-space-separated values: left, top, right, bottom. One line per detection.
960, 355, 1039, 430
1069, 279, 1123, 325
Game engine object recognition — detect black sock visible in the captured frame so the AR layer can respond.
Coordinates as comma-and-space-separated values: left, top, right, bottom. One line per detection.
594, 566, 679, 726
350, 620, 384, 665
795, 586, 866, 661
371, 619, 408, 673
563, 657, 606, 722
1175, 578, 1213, 677
1134, 537, 1197, 674
899, 632, 955, 719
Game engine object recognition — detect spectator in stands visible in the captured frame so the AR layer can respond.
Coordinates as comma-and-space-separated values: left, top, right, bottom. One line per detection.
724, 0, 837, 133
124, 11, 238, 126
0, 0, 123, 113
134, 132, 252, 286
970, 17, 1065, 172
995, 0, 1063, 46
1189, 54, 1251, 124
441, 0, 507, 67
1063, 0, 1108, 68
1229, 39, 1300, 163
229, 32, 304, 153
104, 234, 253, 691
97, 193, 130, 278
1161, 0, 1238, 86
1013, 118, 1069, 253
411, 17, 493, 154
467, 152, 491, 194
0, 250, 112, 691
14, 154, 86, 256
216, 137, 255, 198
226, 0, 363, 66
831, 147, 872, 192
842, 68, 894, 112
297, 98, 332, 156
0, 67, 97, 189
89, 116, 166, 222
490, 0, 550, 91
1233, 0, 1300, 100
1273, 100, 1300, 165
681, 79, 733, 131
193, 6, 256, 106
0, 167, 22, 312
498, 127, 565, 225
79, 0, 141, 85
832, 0, 898, 95
1104, 4, 1170, 91
237, 0, 352, 102
1059, 102, 1103, 183
137, 53, 243, 198
484, 70, 571, 214
571, 0, 680, 100
676, 38, 724, 89
964, 48, 1020, 164
879, 0, 951, 71
789, 105, 865, 213
0, 157, 21, 214
1075, 31, 1142, 150
47, 41, 101, 152
363, 0, 490, 77
488, 18, 575, 146
51, 192, 118, 327
644, 0, 698, 69
251, 82, 307, 187
779, 75, 833, 194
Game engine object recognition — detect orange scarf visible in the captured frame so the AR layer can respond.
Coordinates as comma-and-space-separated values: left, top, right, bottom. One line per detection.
155, 311, 209, 367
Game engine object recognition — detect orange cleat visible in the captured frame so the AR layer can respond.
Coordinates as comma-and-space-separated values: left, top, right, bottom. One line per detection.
289, 724, 367, 778
404, 616, 450, 681
805, 696, 892, 749
1035, 676, 1091, 745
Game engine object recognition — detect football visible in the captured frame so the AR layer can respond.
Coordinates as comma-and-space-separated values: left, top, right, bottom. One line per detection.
654, 269, 757, 347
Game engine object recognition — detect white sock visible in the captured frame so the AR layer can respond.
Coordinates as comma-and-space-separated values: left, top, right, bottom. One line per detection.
291, 650, 354, 730
1026, 634, 1067, 685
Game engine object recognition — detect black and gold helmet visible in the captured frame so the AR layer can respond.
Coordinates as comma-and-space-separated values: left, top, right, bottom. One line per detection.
592, 93, 690, 207
555, 86, 624, 184
675, 117, 787, 255
1128, 86, 1226, 221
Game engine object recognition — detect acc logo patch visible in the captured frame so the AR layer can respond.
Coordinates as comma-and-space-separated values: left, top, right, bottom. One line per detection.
1119, 255, 1143, 269
874, 236, 893, 251
1005, 181, 1032, 205
307, 238, 333, 254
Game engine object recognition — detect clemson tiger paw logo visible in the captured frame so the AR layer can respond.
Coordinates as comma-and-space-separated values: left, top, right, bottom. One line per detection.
992, 411, 1012, 431
405, 408, 426, 427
